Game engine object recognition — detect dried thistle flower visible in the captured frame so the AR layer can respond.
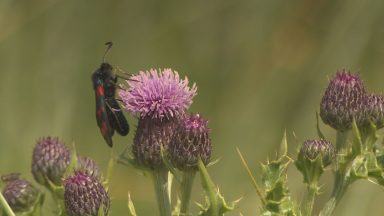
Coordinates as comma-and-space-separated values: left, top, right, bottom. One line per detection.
31, 137, 70, 186
133, 117, 178, 169
1, 174, 39, 213
169, 113, 212, 170
299, 139, 335, 167
64, 171, 109, 216
119, 68, 197, 119
320, 70, 366, 131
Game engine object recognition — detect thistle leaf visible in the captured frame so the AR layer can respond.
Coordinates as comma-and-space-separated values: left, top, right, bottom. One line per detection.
197, 159, 239, 216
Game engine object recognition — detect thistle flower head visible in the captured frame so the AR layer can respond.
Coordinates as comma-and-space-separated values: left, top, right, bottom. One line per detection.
31, 136, 70, 186
119, 68, 197, 119
78, 156, 100, 179
64, 171, 109, 216
364, 93, 384, 129
299, 139, 335, 167
320, 70, 366, 131
133, 117, 178, 169
169, 113, 212, 170
1, 174, 39, 213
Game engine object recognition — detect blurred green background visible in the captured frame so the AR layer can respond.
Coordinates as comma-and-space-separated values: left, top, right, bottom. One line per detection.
1, 0, 384, 215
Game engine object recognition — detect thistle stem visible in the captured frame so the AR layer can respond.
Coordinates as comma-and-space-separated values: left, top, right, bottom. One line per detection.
302, 183, 318, 216
180, 170, 196, 215
319, 130, 349, 216
335, 130, 349, 151
152, 168, 171, 216
0, 192, 15, 216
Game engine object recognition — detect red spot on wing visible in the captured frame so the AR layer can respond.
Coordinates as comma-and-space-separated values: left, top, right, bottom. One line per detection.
97, 107, 105, 118
97, 86, 105, 96
101, 122, 109, 135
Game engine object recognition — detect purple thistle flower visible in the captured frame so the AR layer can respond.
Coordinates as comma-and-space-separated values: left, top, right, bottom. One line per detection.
299, 139, 335, 167
119, 68, 197, 119
64, 171, 110, 216
320, 70, 367, 131
2, 174, 39, 213
133, 117, 178, 169
31, 137, 70, 186
169, 113, 212, 170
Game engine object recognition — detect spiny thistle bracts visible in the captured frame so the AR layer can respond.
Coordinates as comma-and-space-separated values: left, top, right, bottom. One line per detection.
64, 171, 110, 216
31, 137, 70, 186
299, 139, 335, 167
1, 173, 39, 213
132, 117, 178, 169
169, 113, 212, 170
364, 93, 384, 129
320, 70, 366, 131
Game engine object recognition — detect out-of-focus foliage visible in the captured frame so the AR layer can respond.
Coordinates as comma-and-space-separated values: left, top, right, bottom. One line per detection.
1, 0, 384, 215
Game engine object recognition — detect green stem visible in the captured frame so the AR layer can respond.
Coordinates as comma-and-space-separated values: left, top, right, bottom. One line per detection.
335, 130, 349, 151
319, 130, 350, 216
180, 170, 196, 215
302, 183, 318, 216
0, 192, 15, 216
153, 168, 171, 216
198, 159, 218, 216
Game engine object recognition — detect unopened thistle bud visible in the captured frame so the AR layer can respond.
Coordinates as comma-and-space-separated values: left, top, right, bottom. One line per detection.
64, 171, 110, 216
1, 174, 39, 213
133, 117, 178, 168
31, 137, 70, 186
364, 94, 384, 129
320, 70, 366, 131
169, 113, 212, 170
299, 139, 335, 167
78, 156, 100, 179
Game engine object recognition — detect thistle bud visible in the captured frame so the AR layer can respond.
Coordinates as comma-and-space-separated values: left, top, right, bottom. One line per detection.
1, 174, 39, 213
364, 94, 384, 129
299, 139, 335, 167
78, 156, 100, 179
132, 117, 178, 169
169, 113, 212, 170
320, 70, 366, 131
31, 137, 70, 186
296, 139, 335, 184
64, 171, 110, 216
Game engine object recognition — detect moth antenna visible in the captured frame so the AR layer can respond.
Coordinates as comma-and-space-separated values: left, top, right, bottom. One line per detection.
103, 41, 113, 63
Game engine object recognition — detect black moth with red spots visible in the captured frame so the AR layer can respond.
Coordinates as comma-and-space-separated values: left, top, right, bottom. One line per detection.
91, 42, 129, 147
